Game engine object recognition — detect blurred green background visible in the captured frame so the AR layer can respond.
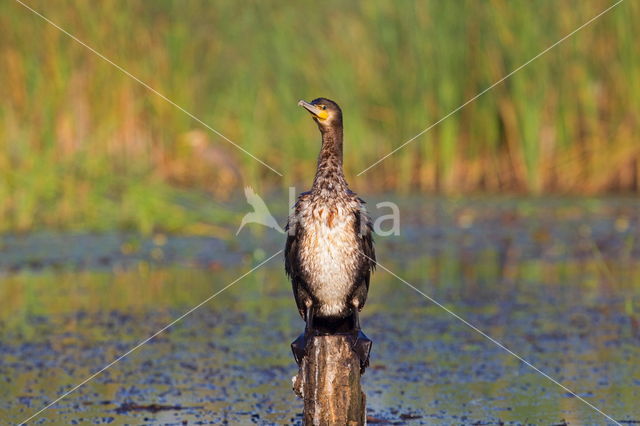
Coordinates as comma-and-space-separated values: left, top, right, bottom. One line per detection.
1, 0, 638, 234
2, 3, 639, 422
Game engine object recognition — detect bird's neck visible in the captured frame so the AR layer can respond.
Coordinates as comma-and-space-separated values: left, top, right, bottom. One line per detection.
311, 127, 348, 193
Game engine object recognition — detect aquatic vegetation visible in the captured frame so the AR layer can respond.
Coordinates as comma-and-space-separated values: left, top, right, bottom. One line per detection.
0, 0, 638, 234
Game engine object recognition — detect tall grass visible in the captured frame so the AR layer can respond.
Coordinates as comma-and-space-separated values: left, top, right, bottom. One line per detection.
0, 0, 638, 232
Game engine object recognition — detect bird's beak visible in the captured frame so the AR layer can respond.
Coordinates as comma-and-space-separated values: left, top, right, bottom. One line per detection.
298, 100, 328, 120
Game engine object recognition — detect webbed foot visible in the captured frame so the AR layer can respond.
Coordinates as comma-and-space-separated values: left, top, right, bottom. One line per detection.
349, 330, 372, 374
291, 333, 306, 366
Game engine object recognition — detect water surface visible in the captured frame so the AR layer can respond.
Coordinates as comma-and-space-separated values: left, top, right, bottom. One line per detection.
1, 197, 639, 424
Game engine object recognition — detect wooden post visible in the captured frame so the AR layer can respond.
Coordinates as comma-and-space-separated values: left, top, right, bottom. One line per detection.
292, 335, 366, 425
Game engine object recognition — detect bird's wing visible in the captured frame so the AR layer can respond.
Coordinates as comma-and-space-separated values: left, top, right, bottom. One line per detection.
284, 192, 309, 279
285, 192, 310, 315
354, 198, 376, 294
284, 224, 298, 279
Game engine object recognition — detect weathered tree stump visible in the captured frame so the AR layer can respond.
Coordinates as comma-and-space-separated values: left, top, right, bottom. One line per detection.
292, 335, 366, 425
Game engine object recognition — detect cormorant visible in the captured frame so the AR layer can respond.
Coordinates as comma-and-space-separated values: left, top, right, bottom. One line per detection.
285, 98, 376, 370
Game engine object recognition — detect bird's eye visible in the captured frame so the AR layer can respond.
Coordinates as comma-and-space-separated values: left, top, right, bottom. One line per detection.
321, 105, 327, 110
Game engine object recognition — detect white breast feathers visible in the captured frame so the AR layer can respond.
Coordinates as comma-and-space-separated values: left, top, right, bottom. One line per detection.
297, 200, 361, 317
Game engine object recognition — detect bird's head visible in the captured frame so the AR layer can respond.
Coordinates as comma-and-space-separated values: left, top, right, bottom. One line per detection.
298, 98, 342, 132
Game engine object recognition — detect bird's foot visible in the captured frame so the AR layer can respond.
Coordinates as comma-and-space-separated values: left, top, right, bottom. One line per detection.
348, 330, 372, 374
291, 333, 307, 367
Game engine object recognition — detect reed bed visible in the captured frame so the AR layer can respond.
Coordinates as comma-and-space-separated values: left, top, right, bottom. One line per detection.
0, 0, 638, 232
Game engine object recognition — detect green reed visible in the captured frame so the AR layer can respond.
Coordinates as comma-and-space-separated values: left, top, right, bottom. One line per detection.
0, 0, 638, 232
